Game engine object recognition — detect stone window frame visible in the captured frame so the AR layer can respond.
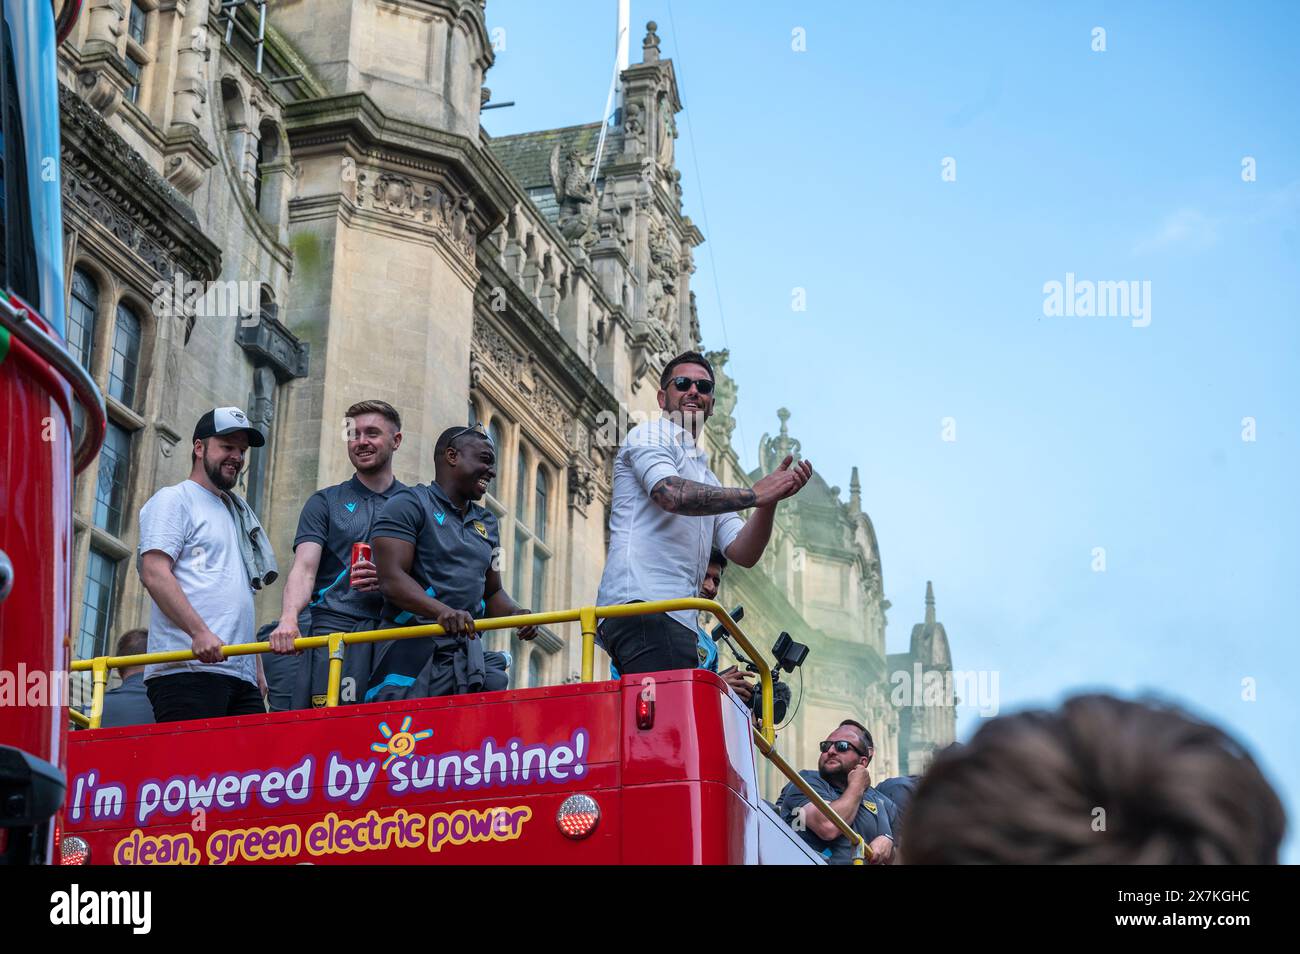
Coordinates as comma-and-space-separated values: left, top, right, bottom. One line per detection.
253, 117, 283, 221
119, 0, 157, 112
469, 397, 557, 691
107, 300, 144, 407
76, 546, 120, 663
511, 440, 553, 618
126, 1, 148, 46
67, 268, 100, 377
66, 259, 153, 671
217, 74, 292, 244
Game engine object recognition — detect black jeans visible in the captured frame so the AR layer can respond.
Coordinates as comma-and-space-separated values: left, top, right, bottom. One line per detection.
264, 612, 379, 711
602, 608, 700, 675
146, 672, 265, 723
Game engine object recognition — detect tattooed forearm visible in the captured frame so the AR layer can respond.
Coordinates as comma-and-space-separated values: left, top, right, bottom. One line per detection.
651, 476, 757, 515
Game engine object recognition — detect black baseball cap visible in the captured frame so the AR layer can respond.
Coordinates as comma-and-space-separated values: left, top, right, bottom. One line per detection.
193, 406, 266, 447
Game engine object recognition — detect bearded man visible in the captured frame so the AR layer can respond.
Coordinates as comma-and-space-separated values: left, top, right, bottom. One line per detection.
137, 407, 276, 722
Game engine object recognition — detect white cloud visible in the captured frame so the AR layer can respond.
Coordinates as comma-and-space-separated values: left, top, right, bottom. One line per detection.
1133, 208, 1220, 256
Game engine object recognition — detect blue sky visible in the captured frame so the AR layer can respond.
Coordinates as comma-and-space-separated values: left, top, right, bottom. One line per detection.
482, 1, 1300, 862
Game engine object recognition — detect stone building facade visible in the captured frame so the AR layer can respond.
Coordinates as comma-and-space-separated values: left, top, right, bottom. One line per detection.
58, 1, 954, 793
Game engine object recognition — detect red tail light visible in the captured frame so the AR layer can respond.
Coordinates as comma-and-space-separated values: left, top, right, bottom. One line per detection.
556, 794, 600, 839
636, 693, 655, 730
60, 835, 90, 865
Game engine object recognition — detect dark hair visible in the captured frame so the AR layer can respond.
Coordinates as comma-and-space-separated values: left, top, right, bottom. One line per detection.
903, 694, 1287, 865
708, 548, 728, 572
434, 425, 491, 463
115, 628, 148, 658
346, 400, 402, 432
839, 719, 875, 753
660, 351, 715, 389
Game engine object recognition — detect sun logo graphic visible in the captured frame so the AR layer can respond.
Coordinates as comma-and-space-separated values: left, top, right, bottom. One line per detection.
370, 716, 433, 770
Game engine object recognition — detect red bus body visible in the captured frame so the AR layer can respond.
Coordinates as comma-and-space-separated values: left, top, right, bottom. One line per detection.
1, 0, 96, 865
64, 670, 822, 865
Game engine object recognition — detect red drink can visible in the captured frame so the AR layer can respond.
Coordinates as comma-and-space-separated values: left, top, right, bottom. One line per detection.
351, 542, 371, 566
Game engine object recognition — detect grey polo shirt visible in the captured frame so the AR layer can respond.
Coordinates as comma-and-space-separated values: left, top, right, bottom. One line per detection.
293, 474, 406, 624
100, 672, 155, 728
371, 480, 500, 624
776, 770, 895, 865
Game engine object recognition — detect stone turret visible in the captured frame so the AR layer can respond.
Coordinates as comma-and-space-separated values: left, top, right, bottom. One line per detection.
265, 0, 513, 550
758, 407, 801, 472
588, 20, 702, 389
270, 0, 493, 138
891, 582, 957, 774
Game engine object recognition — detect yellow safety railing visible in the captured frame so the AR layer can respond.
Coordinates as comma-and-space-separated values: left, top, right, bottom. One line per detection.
69, 598, 869, 863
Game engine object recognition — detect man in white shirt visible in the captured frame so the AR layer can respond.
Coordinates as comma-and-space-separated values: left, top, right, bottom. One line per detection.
596, 351, 812, 674
137, 407, 268, 722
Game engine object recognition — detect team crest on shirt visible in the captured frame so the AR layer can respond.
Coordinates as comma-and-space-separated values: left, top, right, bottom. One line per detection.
863, 800, 878, 814
433, 511, 446, 526
344, 502, 357, 513
697, 644, 708, 665
473, 521, 488, 538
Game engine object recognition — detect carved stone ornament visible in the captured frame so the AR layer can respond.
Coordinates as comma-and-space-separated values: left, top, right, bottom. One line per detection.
656, 91, 677, 167
471, 315, 566, 433
59, 88, 220, 342
645, 219, 679, 334
593, 188, 629, 258
622, 101, 644, 155
549, 144, 598, 246
355, 169, 478, 259
759, 408, 803, 473
816, 664, 860, 701
374, 172, 419, 215
567, 461, 597, 513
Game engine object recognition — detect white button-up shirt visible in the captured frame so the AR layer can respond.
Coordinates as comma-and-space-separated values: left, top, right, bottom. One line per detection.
596, 416, 746, 633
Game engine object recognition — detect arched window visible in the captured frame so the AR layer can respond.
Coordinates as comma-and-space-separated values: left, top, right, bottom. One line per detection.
68, 268, 99, 368
527, 650, 544, 689
254, 120, 279, 216
108, 303, 142, 407
259, 285, 275, 322
220, 78, 248, 190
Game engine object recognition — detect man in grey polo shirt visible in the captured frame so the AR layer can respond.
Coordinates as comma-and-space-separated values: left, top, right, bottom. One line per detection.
368, 424, 538, 700
98, 629, 154, 728
776, 720, 896, 865
596, 351, 813, 675
269, 399, 406, 707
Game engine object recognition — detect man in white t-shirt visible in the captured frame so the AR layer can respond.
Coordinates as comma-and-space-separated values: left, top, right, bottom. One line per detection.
137, 407, 267, 722
595, 351, 813, 675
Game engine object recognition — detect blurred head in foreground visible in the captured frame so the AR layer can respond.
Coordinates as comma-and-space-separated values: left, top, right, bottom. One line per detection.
903, 693, 1286, 864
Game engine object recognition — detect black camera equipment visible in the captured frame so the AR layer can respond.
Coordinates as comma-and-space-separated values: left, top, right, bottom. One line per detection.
770, 631, 810, 674
709, 607, 807, 727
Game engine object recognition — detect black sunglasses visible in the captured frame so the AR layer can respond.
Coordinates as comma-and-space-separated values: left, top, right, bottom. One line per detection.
820, 739, 866, 756
448, 423, 492, 445
667, 375, 715, 395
